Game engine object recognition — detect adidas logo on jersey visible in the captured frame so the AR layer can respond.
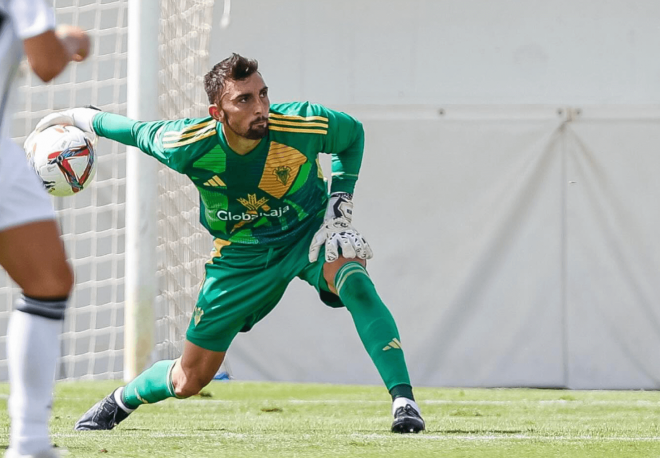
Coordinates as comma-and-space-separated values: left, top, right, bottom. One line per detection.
203, 175, 226, 187
383, 338, 403, 351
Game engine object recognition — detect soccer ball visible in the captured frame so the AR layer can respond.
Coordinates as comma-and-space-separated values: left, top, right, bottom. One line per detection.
24, 125, 97, 197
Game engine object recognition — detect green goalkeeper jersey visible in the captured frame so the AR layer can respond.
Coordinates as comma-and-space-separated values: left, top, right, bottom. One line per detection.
93, 102, 364, 246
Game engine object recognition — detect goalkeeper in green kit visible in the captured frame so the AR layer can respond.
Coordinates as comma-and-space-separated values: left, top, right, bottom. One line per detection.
36, 53, 425, 434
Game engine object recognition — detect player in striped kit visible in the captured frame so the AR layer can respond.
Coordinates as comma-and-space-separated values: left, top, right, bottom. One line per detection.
37, 53, 425, 434
0, 1, 90, 457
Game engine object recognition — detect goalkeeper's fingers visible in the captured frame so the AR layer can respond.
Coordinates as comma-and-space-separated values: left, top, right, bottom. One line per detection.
23, 129, 39, 154
325, 234, 340, 262
352, 233, 373, 260
34, 112, 75, 133
308, 243, 321, 263
338, 234, 356, 259
363, 240, 374, 260
308, 230, 325, 263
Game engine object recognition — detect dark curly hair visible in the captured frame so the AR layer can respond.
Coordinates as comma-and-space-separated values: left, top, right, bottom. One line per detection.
204, 53, 259, 105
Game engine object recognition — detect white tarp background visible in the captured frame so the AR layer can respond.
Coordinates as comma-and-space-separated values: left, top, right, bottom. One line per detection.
227, 106, 660, 389
564, 108, 660, 388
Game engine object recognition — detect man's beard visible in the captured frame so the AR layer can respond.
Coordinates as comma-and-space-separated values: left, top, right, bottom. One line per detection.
226, 115, 268, 140
244, 124, 268, 140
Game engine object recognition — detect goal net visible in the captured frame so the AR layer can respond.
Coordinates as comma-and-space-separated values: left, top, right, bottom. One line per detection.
155, 0, 216, 361
0, 0, 217, 380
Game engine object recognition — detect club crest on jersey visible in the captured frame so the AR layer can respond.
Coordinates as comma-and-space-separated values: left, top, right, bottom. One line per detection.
273, 166, 292, 185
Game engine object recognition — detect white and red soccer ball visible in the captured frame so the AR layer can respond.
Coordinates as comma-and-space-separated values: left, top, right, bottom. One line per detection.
24, 125, 97, 197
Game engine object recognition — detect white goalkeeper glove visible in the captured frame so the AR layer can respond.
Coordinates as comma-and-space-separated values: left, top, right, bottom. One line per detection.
26, 106, 101, 154
34, 106, 100, 135
309, 192, 374, 263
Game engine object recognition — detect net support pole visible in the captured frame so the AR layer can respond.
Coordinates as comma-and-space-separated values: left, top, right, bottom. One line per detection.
124, 0, 159, 381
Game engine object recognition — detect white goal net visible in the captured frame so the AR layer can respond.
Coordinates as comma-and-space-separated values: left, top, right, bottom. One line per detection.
155, 0, 215, 361
0, 0, 217, 380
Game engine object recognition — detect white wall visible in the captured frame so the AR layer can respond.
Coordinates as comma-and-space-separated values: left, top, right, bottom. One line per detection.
211, 0, 660, 105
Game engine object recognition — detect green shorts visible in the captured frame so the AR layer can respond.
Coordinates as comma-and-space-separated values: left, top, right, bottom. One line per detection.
186, 216, 343, 352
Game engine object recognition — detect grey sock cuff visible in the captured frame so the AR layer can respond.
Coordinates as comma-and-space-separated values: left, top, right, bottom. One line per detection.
15, 294, 67, 320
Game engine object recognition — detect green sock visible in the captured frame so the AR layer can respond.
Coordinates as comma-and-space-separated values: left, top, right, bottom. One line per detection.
335, 262, 412, 392
121, 360, 177, 409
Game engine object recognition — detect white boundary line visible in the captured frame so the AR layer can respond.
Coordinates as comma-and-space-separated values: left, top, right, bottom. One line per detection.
50, 431, 660, 442
47, 396, 660, 407
161, 398, 660, 407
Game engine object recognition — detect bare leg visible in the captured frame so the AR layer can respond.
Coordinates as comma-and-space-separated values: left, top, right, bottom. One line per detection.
0, 220, 73, 297
0, 220, 73, 455
76, 339, 227, 433
171, 340, 226, 398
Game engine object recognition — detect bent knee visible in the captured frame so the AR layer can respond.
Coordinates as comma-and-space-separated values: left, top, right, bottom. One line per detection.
173, 374, 212, 398
323, 257, 367, 294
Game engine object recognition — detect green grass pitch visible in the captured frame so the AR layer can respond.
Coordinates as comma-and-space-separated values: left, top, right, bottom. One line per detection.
1, 381, 660, 457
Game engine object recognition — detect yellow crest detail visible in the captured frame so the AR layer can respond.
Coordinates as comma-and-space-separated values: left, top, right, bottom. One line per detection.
258, 142, 307, 198
237, 194, 270, 214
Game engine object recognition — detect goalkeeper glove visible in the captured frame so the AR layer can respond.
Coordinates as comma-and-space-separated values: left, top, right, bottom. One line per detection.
34, 105, 101, 134
308, 192, 374, 263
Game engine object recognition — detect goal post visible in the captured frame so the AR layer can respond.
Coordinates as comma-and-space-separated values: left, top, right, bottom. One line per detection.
124, 0, 159, 381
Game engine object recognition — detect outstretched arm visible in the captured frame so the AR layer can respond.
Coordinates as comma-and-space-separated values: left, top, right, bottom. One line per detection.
93, 112, 147, 148
34, 110, 158, 150
32, 109, 208, 174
